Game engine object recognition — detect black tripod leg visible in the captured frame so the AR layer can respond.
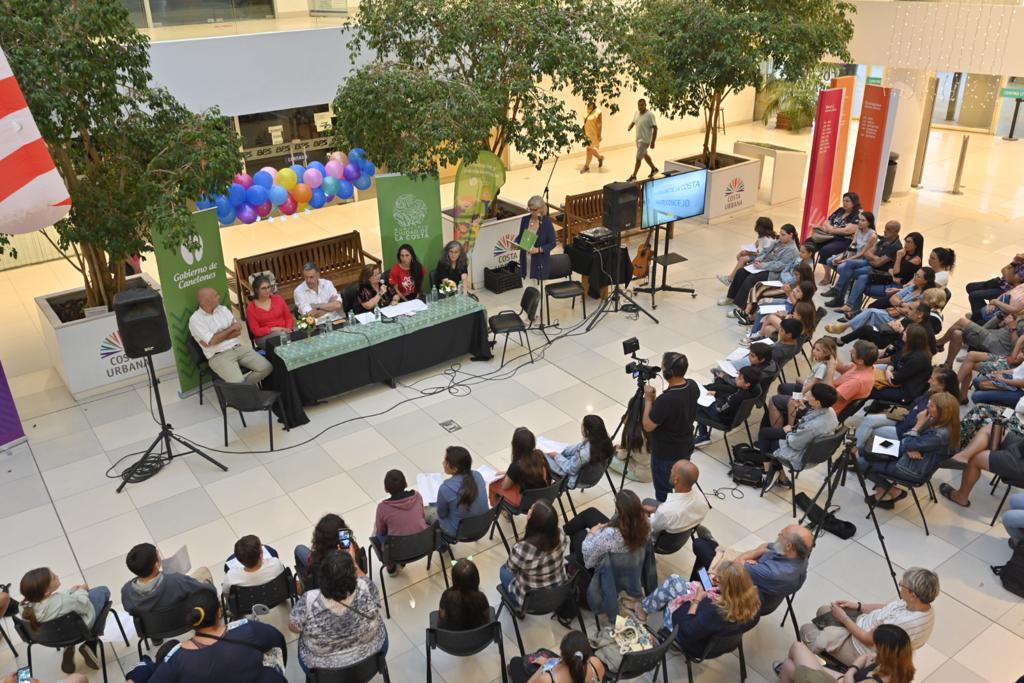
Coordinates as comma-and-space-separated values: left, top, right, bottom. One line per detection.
847, 453, 901, 596
116, 432, 169, 493
168, 433, 228, 472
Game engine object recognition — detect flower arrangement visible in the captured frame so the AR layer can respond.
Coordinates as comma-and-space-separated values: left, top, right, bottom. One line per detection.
438, 278, 457, 296
295, 313, 318, 336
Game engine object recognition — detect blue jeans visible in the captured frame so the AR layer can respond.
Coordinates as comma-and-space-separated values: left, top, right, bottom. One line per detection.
846, 271, 883, 309
499, 564, 517, 605
651, 457, 676, 502
971, 388, 1024, 408
1005, 493, 1024, 545
835, 259, 871, 300
855, 416, 897, 450
87, 586, 110, 629
846, 307, 894, 330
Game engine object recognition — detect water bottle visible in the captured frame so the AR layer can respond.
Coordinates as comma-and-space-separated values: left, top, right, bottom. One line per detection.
457, 282, 464, 297
431, 286, 438, 304
374, 304, 381, 322
347, 309, 354, 326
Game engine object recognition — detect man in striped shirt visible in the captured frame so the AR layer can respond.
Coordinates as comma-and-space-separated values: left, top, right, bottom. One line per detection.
798, 567, 938, 665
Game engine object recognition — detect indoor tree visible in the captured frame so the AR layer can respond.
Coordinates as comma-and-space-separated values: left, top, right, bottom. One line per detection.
332, 0, 626, 179
0, 0, 242, 312
623, 0, 854, 169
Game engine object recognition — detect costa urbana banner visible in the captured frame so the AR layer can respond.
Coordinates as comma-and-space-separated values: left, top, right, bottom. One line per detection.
452, 151, 507, 250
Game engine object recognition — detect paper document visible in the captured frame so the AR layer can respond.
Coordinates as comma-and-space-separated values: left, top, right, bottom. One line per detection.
871, 436, 900, 458
740, 244, 757, 253
354, 312, 376, 324
762, 280, 784, 288
726, 347, 750, 363
381, 299, 428, 317
161, 546, 191, 575
717, 360, 739, 378
758, 304, 788, 314
100, 609, 136, 643
743, 264, 766, 274
417, 465, 501, 505
537, 436, 571, 454
697, 383, 715, 407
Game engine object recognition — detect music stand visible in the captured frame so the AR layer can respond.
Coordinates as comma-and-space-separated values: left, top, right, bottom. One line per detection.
633, 222, 696, 308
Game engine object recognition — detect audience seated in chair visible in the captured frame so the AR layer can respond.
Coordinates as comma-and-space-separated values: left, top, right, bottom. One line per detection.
719, 223, 801, 310
695, 366, 761, 447
859, 392, 959, 508
736, 246, 816, 325
708, 343, 776, 398
779, 623, 916, 683
868, 324, 934, 405
812, 192, 862, 284
689, 524, 813, 601
544, 415, 614, 488
563, 490, 650, 574
824, 218, 903, 310
121, 543, 215, 616
372, 469, 428, 574
126, 586, 287, 683
4, 673, 88, 683
19, 568, 109, 674
490, 428, 549, 508
836, 300, 934, 352
742, 281, 813, 345
965, 258, 1023, 320
642, 460, 709, 536
430, 446, 489, 538
759, 383, 840, 489
775, 337, 839, 401
827, 268, 935, 334
188, 287, 272, 385
798, 567, 938, 667
437, 558, 490, 631
857, 368, 959, 456
245, 274, 294, 347
507, 630, 605, 683
718, 216, 776, 286
954, 332, 1024, 402
934, 310, 1022, 370
293, 261, 344, 317
222, 535, 286, 593
289, 549, 387, 675
499, 500, 569, 609
295, 514, 363, 593
940, 420, 1024, 509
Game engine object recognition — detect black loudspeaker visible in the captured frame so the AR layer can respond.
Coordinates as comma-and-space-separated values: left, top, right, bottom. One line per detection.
603, 182, 640, 232
114, 288, 172, 359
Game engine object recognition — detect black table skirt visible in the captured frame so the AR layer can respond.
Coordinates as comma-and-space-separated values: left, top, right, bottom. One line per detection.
267, 309, 492, 427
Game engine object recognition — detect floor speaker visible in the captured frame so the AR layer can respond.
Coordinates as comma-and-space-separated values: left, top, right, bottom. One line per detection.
114, 288, 172, 359
603, 182, 640, 232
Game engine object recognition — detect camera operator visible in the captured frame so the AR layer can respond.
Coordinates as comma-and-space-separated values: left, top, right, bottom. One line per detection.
643, 352, 700, 502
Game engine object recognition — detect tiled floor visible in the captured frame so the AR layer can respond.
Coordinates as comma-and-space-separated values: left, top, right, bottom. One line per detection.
1, 120, 1022, 681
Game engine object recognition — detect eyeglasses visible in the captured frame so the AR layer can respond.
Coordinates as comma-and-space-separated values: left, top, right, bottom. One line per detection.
450, 555, 473, 567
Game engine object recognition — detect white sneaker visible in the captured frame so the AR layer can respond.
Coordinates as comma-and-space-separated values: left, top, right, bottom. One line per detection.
717, 274, 732, 285
738, 334, 752, 347
717, 297, 733, 306
726, 309, 737, 318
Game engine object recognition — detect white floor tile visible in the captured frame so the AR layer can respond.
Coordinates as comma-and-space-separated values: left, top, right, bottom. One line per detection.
205, 466, 286, 516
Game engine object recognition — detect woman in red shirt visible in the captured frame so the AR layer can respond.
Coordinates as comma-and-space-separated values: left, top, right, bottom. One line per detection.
246, 275, 294, 346
388, 244, 425, 301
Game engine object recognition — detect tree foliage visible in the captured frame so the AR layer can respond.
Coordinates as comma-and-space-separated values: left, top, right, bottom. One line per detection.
0, 0, 242, 308
624, 0, 854, 169
333, 0, 626, 175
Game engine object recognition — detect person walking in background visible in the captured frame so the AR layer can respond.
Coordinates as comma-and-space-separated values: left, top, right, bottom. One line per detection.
626, 98, 658, 181
580, 101, 605, 173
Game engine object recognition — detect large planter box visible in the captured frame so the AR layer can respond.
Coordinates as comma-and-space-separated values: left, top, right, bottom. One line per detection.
35, 273, 175, 400
732, 141, 807, 206
664, 153, 762, 224
441, 199, 529, 290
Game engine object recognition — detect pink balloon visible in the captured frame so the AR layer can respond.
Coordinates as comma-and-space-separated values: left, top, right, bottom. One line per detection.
324, 160, 344, 179
303, 168, 323, 189
236, 203, 257, 224
279, 196, 297, 215
330, 151, 343, 162
259, 166, 278, 181
234, 173, 253, 189
254, 200, 273, 217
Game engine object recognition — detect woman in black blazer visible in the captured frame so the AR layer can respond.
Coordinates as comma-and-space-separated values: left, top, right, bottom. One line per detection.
515, 195, 557, 281
871, 323, 934, 404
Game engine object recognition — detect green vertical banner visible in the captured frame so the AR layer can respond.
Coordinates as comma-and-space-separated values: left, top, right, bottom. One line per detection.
452, 151, 506, 250
152, 208, 229, 394
375, 173, 444, 280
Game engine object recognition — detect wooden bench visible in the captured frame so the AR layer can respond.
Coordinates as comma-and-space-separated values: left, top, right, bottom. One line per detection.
232, 231, 381, 313
559, 180, 673, 245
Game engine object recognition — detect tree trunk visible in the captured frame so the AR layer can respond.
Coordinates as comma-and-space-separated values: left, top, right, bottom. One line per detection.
708, 93, 722, 170
81, 242, 112, 309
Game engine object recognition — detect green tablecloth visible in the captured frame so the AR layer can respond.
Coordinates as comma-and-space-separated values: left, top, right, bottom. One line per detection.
274, 295, 487, 371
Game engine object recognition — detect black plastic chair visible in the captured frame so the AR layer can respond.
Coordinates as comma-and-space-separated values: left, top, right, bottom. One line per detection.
224, 567, 297, 620
308, 651, 390, 682
0, 618, 17, 658
496, 578, 586, 657
863, 469, 938, 535
990, 477, 1024, 526
212, 381, 282, 450
679, 621, 757, 683
341, 283, 360, 315
440, 506, 503, 561
605, 625, 677, 682
652, 526, 697, 556
556, 459, 617, 523
490, 477, 565, 554
488, 286, 541, 367
368, 524, 449, 618
131, 601, 197, 659
836, 398, 867, 425
764, 428, 848, 518
758, 591, 800, 640
543, 254, 586, 326
696, 396, 759, 466
186, 335, 219, 405
13, 600, 129, 683
426, 607, 507, 683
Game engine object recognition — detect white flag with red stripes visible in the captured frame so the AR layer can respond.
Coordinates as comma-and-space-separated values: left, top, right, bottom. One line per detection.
0, 45, 71, 235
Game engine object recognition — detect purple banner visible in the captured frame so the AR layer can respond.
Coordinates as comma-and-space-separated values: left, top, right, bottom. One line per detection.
0, 361, 26, 448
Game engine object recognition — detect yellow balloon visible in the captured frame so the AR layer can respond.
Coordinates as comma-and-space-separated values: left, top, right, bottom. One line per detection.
298, 202, 310, 212
277, 167, 297, 190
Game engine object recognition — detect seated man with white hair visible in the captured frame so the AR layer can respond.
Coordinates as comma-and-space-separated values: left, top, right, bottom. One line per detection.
188, 287, 272, 384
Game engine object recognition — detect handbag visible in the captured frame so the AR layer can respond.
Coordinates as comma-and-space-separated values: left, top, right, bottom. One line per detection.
731, 463, 764, 487
809, 227, 834, 244
892, 449, 937, 482
867, 269, 893, 286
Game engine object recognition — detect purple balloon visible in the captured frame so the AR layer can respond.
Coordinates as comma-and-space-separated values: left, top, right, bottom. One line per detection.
342, 163, 360, 182
303, 168, 324, 189
236, 203, 258, 224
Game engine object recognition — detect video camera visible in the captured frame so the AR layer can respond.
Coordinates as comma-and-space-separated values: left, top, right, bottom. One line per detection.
622, 337, 660, 382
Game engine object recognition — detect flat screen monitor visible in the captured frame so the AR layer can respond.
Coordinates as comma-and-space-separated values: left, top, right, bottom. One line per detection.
642, 169, 708, 227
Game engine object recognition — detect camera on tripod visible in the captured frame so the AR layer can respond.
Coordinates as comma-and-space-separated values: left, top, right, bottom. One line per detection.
622, 337, 660, 382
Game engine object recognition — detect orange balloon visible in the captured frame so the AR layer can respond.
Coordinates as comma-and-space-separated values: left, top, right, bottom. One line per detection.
291, 183, 312, 204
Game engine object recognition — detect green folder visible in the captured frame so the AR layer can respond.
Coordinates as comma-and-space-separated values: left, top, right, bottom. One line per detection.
515, 230, 538, 251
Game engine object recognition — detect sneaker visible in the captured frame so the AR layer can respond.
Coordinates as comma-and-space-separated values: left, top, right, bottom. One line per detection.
626, 175, 637, 182
598, 156, 604, 168
79, 642, 100, 670
822, 287, 839, 298
824, 298, 845, 308
734, 309, 753, 325
717, 274, 732, 285
61, 645, 76, 674
773, 660, 785, 677
580, 166, 590, 174
726, 308, 738, 318
694, 429, 712, 447
738, 335, 752, 347
717, 297, 733, 306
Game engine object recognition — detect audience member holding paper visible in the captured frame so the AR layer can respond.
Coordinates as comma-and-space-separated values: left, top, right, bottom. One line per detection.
719, 223, 800, 310
372, 470, 428, 574
695, 366, 761, 446
857, 368, 959, 457
742, 246, 816, 320
759, 383, 840, 490
738, 318, 803, 371
773, 337, 838, 404
709, 343, 777, 399
429, 446, 489, 537
122, 543, 215, 616
742, 281, 815, 345
356, 263, 399, 311
544, 415, 614, 488
717, 216, 776, 286
489, 427, 550, 507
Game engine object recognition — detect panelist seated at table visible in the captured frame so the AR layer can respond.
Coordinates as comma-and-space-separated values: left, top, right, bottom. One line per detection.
293, 261, 344, 318
189, 288, 272, 385
388, 243, 426, 301
357, 264, 400, 311
245, 274, 294, 347
436, 239, 471, 290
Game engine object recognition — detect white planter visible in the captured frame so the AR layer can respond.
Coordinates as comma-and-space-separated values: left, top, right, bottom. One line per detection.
36, 273, 176, 400
664, 153, 762, 224
441, 200, 529, 289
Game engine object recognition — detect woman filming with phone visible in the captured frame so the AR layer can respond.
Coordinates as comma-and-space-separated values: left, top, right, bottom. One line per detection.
4, 672, 87, 683
294, 513, 364, 593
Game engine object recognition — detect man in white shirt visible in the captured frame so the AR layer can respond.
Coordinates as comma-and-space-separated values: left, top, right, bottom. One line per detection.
188, 288, 272, 384
292, 262, 343, 317
223, 535, 286, 592
643, 460, 709, 535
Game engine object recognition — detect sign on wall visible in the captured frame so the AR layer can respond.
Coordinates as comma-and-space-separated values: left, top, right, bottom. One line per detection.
376, 174, 445, 288
703, 159, 761, 221
849, 85, 900, 215
800, 88, 844, 241
828, 75, 857, 213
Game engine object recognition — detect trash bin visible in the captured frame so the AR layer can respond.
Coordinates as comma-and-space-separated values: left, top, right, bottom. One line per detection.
882, 152, 899, 202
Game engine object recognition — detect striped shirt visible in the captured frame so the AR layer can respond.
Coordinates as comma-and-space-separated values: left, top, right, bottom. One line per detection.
852, 600, 934, 655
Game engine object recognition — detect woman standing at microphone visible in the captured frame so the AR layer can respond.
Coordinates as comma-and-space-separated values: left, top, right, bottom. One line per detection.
515, 196, 557, 283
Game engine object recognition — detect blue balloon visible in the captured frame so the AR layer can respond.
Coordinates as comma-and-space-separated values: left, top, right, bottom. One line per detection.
354, 173, 373, 191
218, 206, 236, 224
228, 183, 247, 207
350, 148, 365, 160
195, 195, 215, 210
363, 162, 377, 177
246, 185, 268, 206
289, 164, 306, 182
337, 179, 354, 199
268, 184, 289, 206
215, 194, 231, 214
307, 161, 326, 177
253, 170, 273, 189
309, 187, 326, 209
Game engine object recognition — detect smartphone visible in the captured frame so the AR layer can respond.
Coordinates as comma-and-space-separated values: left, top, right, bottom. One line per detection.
17, 666, 32, 683
541, 658, 561, 672
337, 528, 352, 549
698, 567, 714, 591
879, 440, 894, 448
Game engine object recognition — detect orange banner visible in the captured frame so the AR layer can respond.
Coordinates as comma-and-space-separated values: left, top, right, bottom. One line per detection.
828, 75, 856, 212
849, 85, 898, 215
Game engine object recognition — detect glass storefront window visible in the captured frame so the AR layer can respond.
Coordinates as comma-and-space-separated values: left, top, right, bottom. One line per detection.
238, 104, 334, 172
932, 71, 1000, 131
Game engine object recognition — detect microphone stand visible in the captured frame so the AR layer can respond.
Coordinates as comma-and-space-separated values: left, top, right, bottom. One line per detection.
536, 154, 560, 337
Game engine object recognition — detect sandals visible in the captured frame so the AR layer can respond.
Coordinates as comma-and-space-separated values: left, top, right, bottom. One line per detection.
939, 482, 970, 507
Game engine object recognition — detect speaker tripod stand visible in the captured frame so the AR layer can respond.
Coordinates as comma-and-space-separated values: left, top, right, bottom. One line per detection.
116, 354, 227, 493
585, 236, 658, 331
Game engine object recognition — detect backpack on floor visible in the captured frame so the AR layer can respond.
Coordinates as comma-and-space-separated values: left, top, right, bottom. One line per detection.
730, 444, 767, 487
732, 443, 768, 466
993, 544, 1024, 598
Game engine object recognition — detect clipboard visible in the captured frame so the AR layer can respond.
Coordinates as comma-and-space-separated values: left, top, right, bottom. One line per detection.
512, 230, 537, 251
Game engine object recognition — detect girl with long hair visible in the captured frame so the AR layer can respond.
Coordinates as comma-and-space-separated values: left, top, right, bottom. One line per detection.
780, 623, 915, 683
720, 216, 776, 285
294, 513, 362, 591
509, 629, 605, 683
389, 243, 424, 300
814, 191, 862, 284
545, 415, 614, 488
501, 500, 568, 608
870, 323, 934, 403
928, 247, 956, 287
564, 490, 650, 571
744, 280, 816, 345
580, 102, 605, 174
490, 427, 549, 507
19, 568, 109, 674
435, 446, 489, 537
438, 558, 490, 630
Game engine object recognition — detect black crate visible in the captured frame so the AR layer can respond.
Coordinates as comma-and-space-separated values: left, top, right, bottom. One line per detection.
484, 262, 522, 294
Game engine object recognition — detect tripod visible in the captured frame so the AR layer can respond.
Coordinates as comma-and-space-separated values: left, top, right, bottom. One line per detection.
116, 355, 227, 493
585, 231, 658, 331
799, 437, 900, 595
611, 378, 648, 491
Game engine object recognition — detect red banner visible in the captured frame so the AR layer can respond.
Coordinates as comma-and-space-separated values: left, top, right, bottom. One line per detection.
800, 88, 844, 242
828, 75, 857, 213
849, 85, 898, 215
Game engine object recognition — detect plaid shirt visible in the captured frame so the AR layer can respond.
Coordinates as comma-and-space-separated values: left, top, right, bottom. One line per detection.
506, 534, 568, 605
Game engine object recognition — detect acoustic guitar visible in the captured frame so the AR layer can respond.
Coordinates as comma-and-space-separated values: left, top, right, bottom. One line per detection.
632, 229, 654, 279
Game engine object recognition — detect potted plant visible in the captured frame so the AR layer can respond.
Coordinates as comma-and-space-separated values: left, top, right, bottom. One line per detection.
760, 66, 841, 132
